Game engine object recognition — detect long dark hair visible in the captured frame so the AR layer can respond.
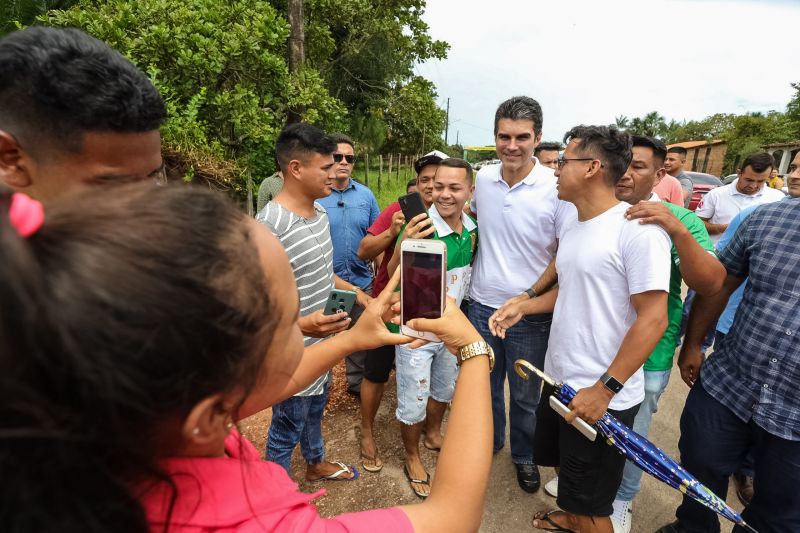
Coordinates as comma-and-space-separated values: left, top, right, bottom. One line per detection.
0, 183, 276, 532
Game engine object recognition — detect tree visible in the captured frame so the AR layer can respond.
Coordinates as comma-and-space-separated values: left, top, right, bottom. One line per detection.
614, 115, 629, 129
786, 82, 800, 139
722, 111, 794, 172
382, 77, 446, 154
626, 111, 667, 139
0, 0, 77, 35
43, 0, 347, 201
287, 0, 449, 153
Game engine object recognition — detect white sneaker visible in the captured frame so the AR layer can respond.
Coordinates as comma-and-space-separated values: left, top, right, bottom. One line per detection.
611, 499, 633, 533
544, 476, 558, 497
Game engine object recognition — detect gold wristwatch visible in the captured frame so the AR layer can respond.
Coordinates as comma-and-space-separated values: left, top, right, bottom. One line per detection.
457, 341, 495, 371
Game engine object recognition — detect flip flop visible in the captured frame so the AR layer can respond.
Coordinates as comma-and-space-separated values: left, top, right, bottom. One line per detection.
309, 461, 359, 482
531, 510, 577, 533
403, 464, 431, 499
422, 440, 441, 452
360, 450, 384, 473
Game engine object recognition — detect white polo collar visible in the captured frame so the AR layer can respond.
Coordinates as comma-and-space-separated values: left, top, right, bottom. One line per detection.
428, 204, 477, 237
492, 157, 549, 186
729, 179, 765, 198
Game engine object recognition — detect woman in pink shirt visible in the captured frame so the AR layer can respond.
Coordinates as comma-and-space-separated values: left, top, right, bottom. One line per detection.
0, 183, 492, 533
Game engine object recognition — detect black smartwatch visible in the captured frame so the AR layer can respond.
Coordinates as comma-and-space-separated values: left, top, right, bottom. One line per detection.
600, 371, 624, 394
524, 288, 538, 299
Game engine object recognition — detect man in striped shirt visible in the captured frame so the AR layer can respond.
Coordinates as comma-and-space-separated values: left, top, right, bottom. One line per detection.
259, 123, 368, 481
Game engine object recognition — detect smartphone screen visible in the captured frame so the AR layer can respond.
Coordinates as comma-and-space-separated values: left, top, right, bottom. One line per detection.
401, 249, 444, 321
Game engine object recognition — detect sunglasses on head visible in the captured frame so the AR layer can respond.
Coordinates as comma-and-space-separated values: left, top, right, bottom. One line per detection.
333, 153, 355, 164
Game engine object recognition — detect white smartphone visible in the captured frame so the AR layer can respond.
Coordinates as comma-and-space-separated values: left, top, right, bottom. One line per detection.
548, 396, 598, 442
400, 238, 447, 341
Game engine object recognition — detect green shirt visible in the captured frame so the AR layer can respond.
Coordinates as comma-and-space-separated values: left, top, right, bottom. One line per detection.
644, 202, 715, 371
256, 172, 284, 214
388, 205, 478, 333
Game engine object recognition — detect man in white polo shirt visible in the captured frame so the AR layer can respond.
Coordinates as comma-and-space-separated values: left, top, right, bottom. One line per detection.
468, 96, 573, 493
695, 152, 784, 245
680, 152, 784, 355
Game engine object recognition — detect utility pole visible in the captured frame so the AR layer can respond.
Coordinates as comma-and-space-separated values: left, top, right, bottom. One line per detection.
444, 97, 450, 145
456, 130, 459, 146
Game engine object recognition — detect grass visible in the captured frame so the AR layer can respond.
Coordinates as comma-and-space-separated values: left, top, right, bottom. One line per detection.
352, 160, 416, 208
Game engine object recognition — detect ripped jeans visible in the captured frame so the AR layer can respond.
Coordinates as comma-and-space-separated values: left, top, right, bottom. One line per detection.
395, 342, 459, 425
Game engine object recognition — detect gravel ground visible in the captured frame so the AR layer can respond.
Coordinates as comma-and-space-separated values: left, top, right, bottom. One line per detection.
241, 357, 743, 532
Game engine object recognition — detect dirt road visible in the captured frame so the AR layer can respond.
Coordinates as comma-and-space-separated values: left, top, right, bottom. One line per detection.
241, 360, 742, 532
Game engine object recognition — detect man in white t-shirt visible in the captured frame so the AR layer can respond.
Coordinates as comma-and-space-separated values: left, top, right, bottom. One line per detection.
496, 125, 671, 533
467, 96, 573, 494
694, 152, 784, 245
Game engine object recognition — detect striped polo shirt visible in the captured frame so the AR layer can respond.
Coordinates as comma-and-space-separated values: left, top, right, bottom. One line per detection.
257, 201, 334, 396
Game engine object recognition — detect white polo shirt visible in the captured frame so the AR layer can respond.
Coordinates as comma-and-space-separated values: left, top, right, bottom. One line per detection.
695, 179, 785, 244
469, 158, 575, 309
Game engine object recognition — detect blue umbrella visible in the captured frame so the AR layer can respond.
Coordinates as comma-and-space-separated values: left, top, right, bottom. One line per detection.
514, 360, 757, 533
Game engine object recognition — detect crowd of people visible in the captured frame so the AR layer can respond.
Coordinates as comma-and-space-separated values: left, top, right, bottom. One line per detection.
1, 26, 798, 533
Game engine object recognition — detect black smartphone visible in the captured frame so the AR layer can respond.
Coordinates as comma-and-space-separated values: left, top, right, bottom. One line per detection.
398, 192, 430, 238
323, 289, 357, 316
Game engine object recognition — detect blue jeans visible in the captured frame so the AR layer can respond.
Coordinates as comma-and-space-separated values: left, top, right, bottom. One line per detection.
616, 369, 672, 501
266, 382, 329, 474
395, 342, 459, 425
469, 300, 551, 465
674, 376, 800, 532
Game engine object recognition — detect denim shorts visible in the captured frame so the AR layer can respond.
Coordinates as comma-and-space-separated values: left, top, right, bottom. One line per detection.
395, 342, 459, 425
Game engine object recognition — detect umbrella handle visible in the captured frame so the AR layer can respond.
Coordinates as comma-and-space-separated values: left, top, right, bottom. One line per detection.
513, 359, 556, 386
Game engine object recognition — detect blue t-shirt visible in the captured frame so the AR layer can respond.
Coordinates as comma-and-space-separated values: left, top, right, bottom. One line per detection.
317, 179, 380, 289
715, 200, 787, 334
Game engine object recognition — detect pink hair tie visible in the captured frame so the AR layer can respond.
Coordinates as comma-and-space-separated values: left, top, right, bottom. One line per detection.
8, 193, 45, 238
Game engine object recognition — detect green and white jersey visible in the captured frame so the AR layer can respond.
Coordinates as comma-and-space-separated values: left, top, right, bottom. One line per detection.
425, 204, 478, 306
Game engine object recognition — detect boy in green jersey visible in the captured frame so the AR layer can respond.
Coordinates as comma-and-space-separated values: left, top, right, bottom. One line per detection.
386, 158, 478, 499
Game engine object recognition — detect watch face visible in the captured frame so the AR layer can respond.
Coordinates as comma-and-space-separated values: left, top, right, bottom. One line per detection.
605, 377, 623, 393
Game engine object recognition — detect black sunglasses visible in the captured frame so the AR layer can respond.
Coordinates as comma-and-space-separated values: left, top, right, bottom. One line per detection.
333, 153, 355, 164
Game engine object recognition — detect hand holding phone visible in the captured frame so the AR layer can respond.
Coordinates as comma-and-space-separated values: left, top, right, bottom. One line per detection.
398, 192, 433, 239
298, 309, 351, 338
548, 396, 597, 441
324, 289, 357, 316
400, 239, 446, 341
402, 213, 436, 241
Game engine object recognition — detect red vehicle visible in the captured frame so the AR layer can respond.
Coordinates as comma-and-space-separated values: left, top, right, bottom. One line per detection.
685, 171, 723, 211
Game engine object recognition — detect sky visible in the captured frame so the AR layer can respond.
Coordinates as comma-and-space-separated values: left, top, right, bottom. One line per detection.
415, 0, 800, 147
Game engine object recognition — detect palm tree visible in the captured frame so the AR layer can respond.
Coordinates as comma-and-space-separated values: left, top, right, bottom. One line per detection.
615, 115, 630, 129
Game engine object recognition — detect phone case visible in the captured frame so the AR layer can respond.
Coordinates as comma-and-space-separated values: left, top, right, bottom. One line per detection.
323, 289, 357, 316
398, 191, 427, 218
400, 240, 446, 341
548, 395, 597, 441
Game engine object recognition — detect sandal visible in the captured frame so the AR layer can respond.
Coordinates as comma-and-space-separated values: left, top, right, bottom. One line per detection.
308, 461, 359, 482
531, 510, 577, 533
403, 464, 431, 499
360, 435, 384, 472
360, 450, 384, 473
422, 440, 441, 452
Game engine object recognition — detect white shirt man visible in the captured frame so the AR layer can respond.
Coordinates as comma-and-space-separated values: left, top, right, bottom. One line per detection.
469, 159, 572, 308
695, 156, 784, 244
466, 95, 574, 495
